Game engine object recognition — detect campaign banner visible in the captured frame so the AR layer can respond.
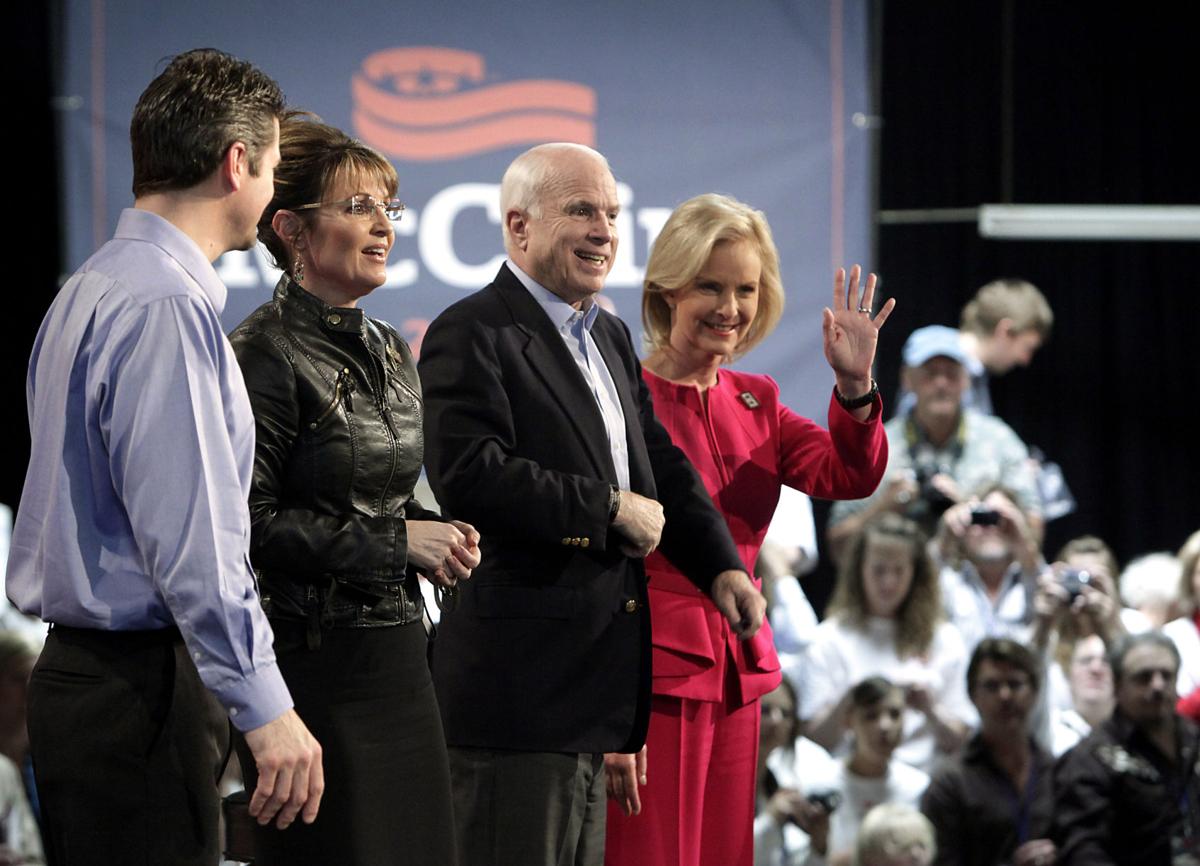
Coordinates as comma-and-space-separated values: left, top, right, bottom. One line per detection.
59, 0, 872, 417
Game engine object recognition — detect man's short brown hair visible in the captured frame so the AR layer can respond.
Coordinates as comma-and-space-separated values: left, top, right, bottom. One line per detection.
130, 48, 284, 197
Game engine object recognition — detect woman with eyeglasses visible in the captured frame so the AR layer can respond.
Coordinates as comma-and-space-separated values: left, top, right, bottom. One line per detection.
229, 112, 480, 865
920, 639, 1056, 866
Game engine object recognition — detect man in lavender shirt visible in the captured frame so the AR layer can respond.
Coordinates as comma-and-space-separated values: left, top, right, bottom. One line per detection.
4, 49, 322, 865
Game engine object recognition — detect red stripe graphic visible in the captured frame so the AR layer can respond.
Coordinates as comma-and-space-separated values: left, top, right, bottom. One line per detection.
352, 46, 596, 161
353, 110, 595, 162
353, 76, 595, 128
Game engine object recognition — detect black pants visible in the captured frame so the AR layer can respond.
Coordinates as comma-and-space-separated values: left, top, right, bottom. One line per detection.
235, 620, 456, 866
28, 625, 230, 866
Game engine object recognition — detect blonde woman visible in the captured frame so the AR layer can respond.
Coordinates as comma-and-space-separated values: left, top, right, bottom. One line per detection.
604, 193, 892, 866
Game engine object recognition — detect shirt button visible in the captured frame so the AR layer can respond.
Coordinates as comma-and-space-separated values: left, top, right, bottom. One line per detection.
229, 707, 239, 717
624, 599, 638, 613
193, 651, 202, 661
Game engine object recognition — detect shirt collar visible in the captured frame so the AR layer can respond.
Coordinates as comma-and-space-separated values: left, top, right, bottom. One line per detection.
508, 259, 599, 333
114, 208, 228, 314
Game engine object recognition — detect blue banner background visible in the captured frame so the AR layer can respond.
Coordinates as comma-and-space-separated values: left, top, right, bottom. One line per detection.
60, 0, 872, 419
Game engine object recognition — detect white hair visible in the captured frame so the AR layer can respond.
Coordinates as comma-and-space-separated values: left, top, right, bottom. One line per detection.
499, 142, 610, 251
855, 804, 936, 866
1119, 552, 1181, 611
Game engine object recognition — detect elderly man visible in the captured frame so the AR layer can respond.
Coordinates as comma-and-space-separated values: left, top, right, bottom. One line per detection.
5, 50, 322, 865
1054, 632, 1200, 865
827, 324, 1040, 559
418, 142, 765, 866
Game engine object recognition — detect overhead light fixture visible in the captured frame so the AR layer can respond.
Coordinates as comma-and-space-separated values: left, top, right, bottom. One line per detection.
978, 204, 1200, 241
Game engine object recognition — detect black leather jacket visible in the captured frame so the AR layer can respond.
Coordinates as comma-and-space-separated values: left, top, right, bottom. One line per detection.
230, 276, 438, 638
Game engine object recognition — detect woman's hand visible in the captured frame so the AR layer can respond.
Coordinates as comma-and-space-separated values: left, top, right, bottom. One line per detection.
823, 265, 896, 397
407, 520, 481, 587
604, 745, 647, 816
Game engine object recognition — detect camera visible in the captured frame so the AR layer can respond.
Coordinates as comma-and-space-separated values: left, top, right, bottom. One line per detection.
969, 505, 1000, 526
805, 788, 843, 814
914, 466, 955, 511
1060, 568, 1093, 601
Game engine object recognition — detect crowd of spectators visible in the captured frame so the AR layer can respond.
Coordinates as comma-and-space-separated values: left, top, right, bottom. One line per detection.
754, 278, 1199, 866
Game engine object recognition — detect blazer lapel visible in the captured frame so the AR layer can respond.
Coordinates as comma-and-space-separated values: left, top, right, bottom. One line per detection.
493, 267, 617, 483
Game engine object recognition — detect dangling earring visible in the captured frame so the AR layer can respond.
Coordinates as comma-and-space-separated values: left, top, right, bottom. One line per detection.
293, 257, 305, 285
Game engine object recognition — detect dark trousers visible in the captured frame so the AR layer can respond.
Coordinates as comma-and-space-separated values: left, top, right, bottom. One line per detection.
28, 625, 230, 866
235, 620, 456, 866
448, 747, 606, 866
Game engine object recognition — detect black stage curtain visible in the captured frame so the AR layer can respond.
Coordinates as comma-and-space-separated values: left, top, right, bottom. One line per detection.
814, 3, 1200, 613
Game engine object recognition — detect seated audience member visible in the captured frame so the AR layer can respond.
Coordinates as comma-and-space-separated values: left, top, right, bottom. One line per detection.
1049, 634, 1115, 756
756, 678, 838, 866
764, 487, 821, 578
0, 632, 36, 786
921, 639, 1056, 866
1055, 536, 1150, 635
1034, 536, 1142, 723
802, 515, 974, 774
855, 804, 936, 866
1120, 552, 1183, 631
0, 631, 42, 864
759, 490, 822, 685
1, 752, 43, 865
932, 486, 1045, 654
1054, 632, 1200, 865
896, 280, 1053, 419
799, 677, 930, 866
0, 507, 47, 646
1164, 529, 1200, 721
828, 325, 1040, 558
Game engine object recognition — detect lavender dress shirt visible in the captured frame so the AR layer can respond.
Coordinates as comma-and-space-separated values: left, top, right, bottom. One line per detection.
5, 208, 290, 731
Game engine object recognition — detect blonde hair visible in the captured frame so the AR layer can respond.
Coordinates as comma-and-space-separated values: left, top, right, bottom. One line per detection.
855, 804, 936, 866
641, 193, 784, 361
828, 514, 941, 658
960, 278, 1053, 338
1176, 529, 1200, 615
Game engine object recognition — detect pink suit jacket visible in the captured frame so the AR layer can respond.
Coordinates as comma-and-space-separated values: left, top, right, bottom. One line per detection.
642, 368, 888, 706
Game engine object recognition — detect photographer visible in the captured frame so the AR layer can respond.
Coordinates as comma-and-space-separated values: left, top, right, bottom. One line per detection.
932, 485, 1045, 655
828, 326, 1041, 562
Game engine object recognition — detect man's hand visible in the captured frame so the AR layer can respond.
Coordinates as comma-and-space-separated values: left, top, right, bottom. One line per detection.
242, 708, 324, 829
604, 745, 647, 816
710, 569, 765, 639
1013, 838, 1056, 866
611, 491, 665, 558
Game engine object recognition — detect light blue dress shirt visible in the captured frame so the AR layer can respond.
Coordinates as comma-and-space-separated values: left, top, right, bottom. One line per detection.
5, 208, 290, 731
508, 260, 631, 490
